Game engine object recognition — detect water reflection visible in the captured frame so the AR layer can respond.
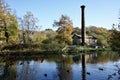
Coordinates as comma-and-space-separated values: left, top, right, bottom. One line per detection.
18, 61, 35, 80
0, 51, 120, 80
0, 55, 17, 80
56, 56, 74, 80
82, 54, 86, 80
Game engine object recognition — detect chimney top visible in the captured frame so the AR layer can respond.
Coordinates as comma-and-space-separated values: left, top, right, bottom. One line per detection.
81, 5, 85, 8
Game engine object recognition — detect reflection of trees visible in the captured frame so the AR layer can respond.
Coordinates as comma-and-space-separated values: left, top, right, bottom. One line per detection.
56, 54, 86, 80
86, 53, 98, 64
56, 57, 73, 80
86, 52, 120, 64
18, 61, 35, 80
0, 56, 17, 80
72, 55, 81, 64
0, 52, 119, 80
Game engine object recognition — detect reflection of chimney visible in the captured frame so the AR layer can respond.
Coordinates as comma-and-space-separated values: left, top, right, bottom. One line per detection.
82, 54, 86, 80
81, 5, 86, 46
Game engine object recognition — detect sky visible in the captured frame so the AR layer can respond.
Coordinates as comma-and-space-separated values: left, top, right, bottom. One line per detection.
6, 0, 120, 30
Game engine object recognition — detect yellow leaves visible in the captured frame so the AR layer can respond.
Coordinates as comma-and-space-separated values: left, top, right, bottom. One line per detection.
66, 25, 73, 33
53, 15, 74, 45
58, 26, 73, 34
54, 15, 73, 33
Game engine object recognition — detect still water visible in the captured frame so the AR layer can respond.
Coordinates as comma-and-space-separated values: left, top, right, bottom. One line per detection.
0, 51, 120, 80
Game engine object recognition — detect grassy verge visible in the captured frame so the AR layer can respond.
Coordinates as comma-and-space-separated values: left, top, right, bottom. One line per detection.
1, 44, 111, 55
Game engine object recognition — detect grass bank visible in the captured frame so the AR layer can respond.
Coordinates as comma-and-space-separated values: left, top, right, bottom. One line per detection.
0, 44, 111, 55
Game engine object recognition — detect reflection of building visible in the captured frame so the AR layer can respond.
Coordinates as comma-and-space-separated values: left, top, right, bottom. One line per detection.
72, 33, 97, 47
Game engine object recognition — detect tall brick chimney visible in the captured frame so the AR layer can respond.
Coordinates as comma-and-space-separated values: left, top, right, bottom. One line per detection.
81, 5, 86, 46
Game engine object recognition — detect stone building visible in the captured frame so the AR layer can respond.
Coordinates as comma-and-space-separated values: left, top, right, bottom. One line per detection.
72, 33, 97, 47
85, 36, 97, 47
72, 34, 81, 45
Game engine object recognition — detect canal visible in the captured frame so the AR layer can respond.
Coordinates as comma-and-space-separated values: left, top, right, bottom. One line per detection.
0, 51, 120, 80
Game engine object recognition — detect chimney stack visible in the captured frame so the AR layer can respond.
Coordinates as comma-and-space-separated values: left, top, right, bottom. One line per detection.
81, 5, 86, 46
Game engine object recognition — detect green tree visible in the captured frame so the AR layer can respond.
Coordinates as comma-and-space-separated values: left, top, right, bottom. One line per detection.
6, 13, 19, 44
32, 29, 57, 44
109, 24, 120, 51
53, 15, 73, 45
73, 27, 81, 35
87, 26, 109, 47
0, 0, 18, 45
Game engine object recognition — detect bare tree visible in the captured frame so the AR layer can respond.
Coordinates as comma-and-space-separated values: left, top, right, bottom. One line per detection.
18, 11, 40, 43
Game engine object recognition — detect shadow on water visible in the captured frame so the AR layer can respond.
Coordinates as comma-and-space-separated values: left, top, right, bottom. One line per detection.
0, 51, 120, 80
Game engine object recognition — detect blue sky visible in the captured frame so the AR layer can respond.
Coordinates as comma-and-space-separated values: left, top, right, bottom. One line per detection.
6, 0, 120, 30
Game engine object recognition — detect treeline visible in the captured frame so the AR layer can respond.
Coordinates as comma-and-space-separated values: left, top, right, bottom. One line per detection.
0, 0, 120, 51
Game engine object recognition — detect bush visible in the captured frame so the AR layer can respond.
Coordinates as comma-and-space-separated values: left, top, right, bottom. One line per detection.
2, 43, 41, 50
41, 42, 63, 51
2, 43, 63, 51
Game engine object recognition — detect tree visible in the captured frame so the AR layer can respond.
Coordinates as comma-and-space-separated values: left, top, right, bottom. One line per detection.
73, 27, 81, 35
8, 14, 19, 44
0, 0, 18, 44
109, 24, 120, 51
53, 15, 73, 45
87, 26, 110, 47
19, 11, 40, 43
32, 29, 57, 44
